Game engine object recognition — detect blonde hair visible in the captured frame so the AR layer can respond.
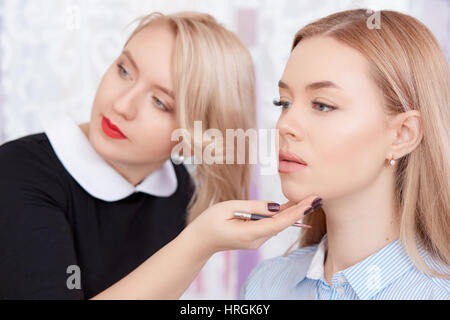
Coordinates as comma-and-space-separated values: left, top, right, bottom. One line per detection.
286, 9, 449, 279
125, 12, 256, 223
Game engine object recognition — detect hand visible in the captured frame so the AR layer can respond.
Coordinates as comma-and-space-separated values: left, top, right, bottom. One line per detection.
184, 195, 321, 257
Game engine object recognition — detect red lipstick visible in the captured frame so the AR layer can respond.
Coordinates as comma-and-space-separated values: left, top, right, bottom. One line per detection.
101, 116, 127, 140
278, 150, 308, 174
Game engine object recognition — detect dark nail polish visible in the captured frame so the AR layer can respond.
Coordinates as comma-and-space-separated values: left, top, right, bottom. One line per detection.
311, 197, 322, 207
267, 202, 280, 212
304, 202, 323, 216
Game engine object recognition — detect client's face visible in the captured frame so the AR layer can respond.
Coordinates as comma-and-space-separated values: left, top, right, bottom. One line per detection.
88, 22, 179, 167
276, 36, 392, 203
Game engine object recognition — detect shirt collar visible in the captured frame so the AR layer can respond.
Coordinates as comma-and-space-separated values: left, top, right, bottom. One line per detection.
304, 233, 425, 300
305, 234, 329, 282
40, 112, 178, 201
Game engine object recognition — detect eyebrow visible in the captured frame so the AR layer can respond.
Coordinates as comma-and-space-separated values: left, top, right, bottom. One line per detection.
123, 50, 138, 71
278, 80, 341, 91
122, 50, 175, 100
154, 85, 175, 100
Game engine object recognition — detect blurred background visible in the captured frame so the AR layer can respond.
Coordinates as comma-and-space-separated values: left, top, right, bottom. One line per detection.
0, 0, 448, 299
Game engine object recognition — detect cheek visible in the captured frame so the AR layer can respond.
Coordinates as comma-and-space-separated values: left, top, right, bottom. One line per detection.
280, 110, 389, 203
91, 69, 120, 111
314, 111, 388, 197
133, 113, 178, 158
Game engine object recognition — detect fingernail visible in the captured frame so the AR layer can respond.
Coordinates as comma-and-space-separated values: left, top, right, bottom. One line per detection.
267, 202, 281, 212
311, 197, 322, 207
304, 201, 323, 216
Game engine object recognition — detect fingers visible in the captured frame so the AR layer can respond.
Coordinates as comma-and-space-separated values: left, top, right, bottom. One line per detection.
230, 199, 300, 220
248, 195, 322, 237
279, 200, 297, 212
228, 199, 283, 218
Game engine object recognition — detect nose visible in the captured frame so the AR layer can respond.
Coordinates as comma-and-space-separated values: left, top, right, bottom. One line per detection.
112, 86, 141, 121
276, 103, 305, 142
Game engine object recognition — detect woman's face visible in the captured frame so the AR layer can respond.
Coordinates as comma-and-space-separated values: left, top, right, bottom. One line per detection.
88, 22, 178, 167
276, 36, 393, 203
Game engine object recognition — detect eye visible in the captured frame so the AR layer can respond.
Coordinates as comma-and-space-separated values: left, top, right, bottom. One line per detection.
273, 98, 292, 110
153, 96, 170, 112
117, 64, 131, 79
312, 101, 337, 112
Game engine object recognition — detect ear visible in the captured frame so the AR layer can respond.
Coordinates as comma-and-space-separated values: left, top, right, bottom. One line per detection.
387, 110, 423, 160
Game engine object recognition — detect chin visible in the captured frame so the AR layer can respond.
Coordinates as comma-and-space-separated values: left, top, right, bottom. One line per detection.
88, 129, 124, 162
280, 182, 306, 203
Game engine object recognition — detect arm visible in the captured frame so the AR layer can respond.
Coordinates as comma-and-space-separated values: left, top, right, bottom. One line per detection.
0, 142, 84, 299
0, 204, 84, 299
91, 195, 320, 300
90, 225, 209, 300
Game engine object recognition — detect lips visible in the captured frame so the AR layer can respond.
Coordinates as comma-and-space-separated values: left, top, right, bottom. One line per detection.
279, 150, 308, 165
278, 150, 308, 174
101, 116, 127, 140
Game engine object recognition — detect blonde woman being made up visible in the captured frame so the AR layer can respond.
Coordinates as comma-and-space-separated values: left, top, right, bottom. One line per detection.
241, 9, 449, 300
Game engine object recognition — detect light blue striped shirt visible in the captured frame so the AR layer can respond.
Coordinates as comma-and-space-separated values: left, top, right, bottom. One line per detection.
240, 234, 449, 300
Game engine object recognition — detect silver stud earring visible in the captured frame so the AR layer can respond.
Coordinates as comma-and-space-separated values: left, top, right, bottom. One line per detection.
389, 156, 396, 166
171, 153, 185, 165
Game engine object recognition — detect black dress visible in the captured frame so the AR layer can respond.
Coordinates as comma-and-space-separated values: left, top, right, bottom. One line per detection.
0, 114, 195, 299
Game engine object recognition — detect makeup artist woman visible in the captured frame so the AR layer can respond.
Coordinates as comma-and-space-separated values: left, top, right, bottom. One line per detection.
0, 12, 313, 299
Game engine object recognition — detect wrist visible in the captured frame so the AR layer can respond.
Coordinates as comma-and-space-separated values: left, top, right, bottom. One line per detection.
178, 223, 216, 262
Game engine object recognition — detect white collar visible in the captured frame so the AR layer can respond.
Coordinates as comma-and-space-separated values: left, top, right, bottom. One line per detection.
305, 233, 329, 281
40, 112, 178, 201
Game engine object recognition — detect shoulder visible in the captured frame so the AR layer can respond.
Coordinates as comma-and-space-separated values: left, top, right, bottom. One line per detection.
384, 251, 450, 300
240, 244, 318, 299
423, 275, 450, 299
0, 133, 68, 207
0, 133, 58, 169
0, 133, 41, 153
414, 253, 450, 299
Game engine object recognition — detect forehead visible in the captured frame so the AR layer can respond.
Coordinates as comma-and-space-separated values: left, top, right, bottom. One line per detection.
124, 22, 176, 90
282, 36, 373, 93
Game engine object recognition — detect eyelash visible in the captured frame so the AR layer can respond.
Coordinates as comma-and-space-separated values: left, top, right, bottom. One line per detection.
273, 99, 291, 109
117, 64, 170, 113
117, 64, 130, 79
153, 97, 170, 112
273, 99, 337, 112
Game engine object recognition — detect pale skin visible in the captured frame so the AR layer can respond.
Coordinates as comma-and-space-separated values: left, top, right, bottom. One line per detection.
74, 21, 320, 299
276, 36, 423, 286
81, 22, 180, 186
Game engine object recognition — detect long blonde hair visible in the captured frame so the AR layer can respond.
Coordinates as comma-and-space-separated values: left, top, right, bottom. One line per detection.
288, 9, 449, 279
125, 12, 256, 223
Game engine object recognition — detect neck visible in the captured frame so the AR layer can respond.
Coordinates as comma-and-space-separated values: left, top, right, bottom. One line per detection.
322, 167, 400, 285
79, 122, 165, 186
106, 158, 165, 186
